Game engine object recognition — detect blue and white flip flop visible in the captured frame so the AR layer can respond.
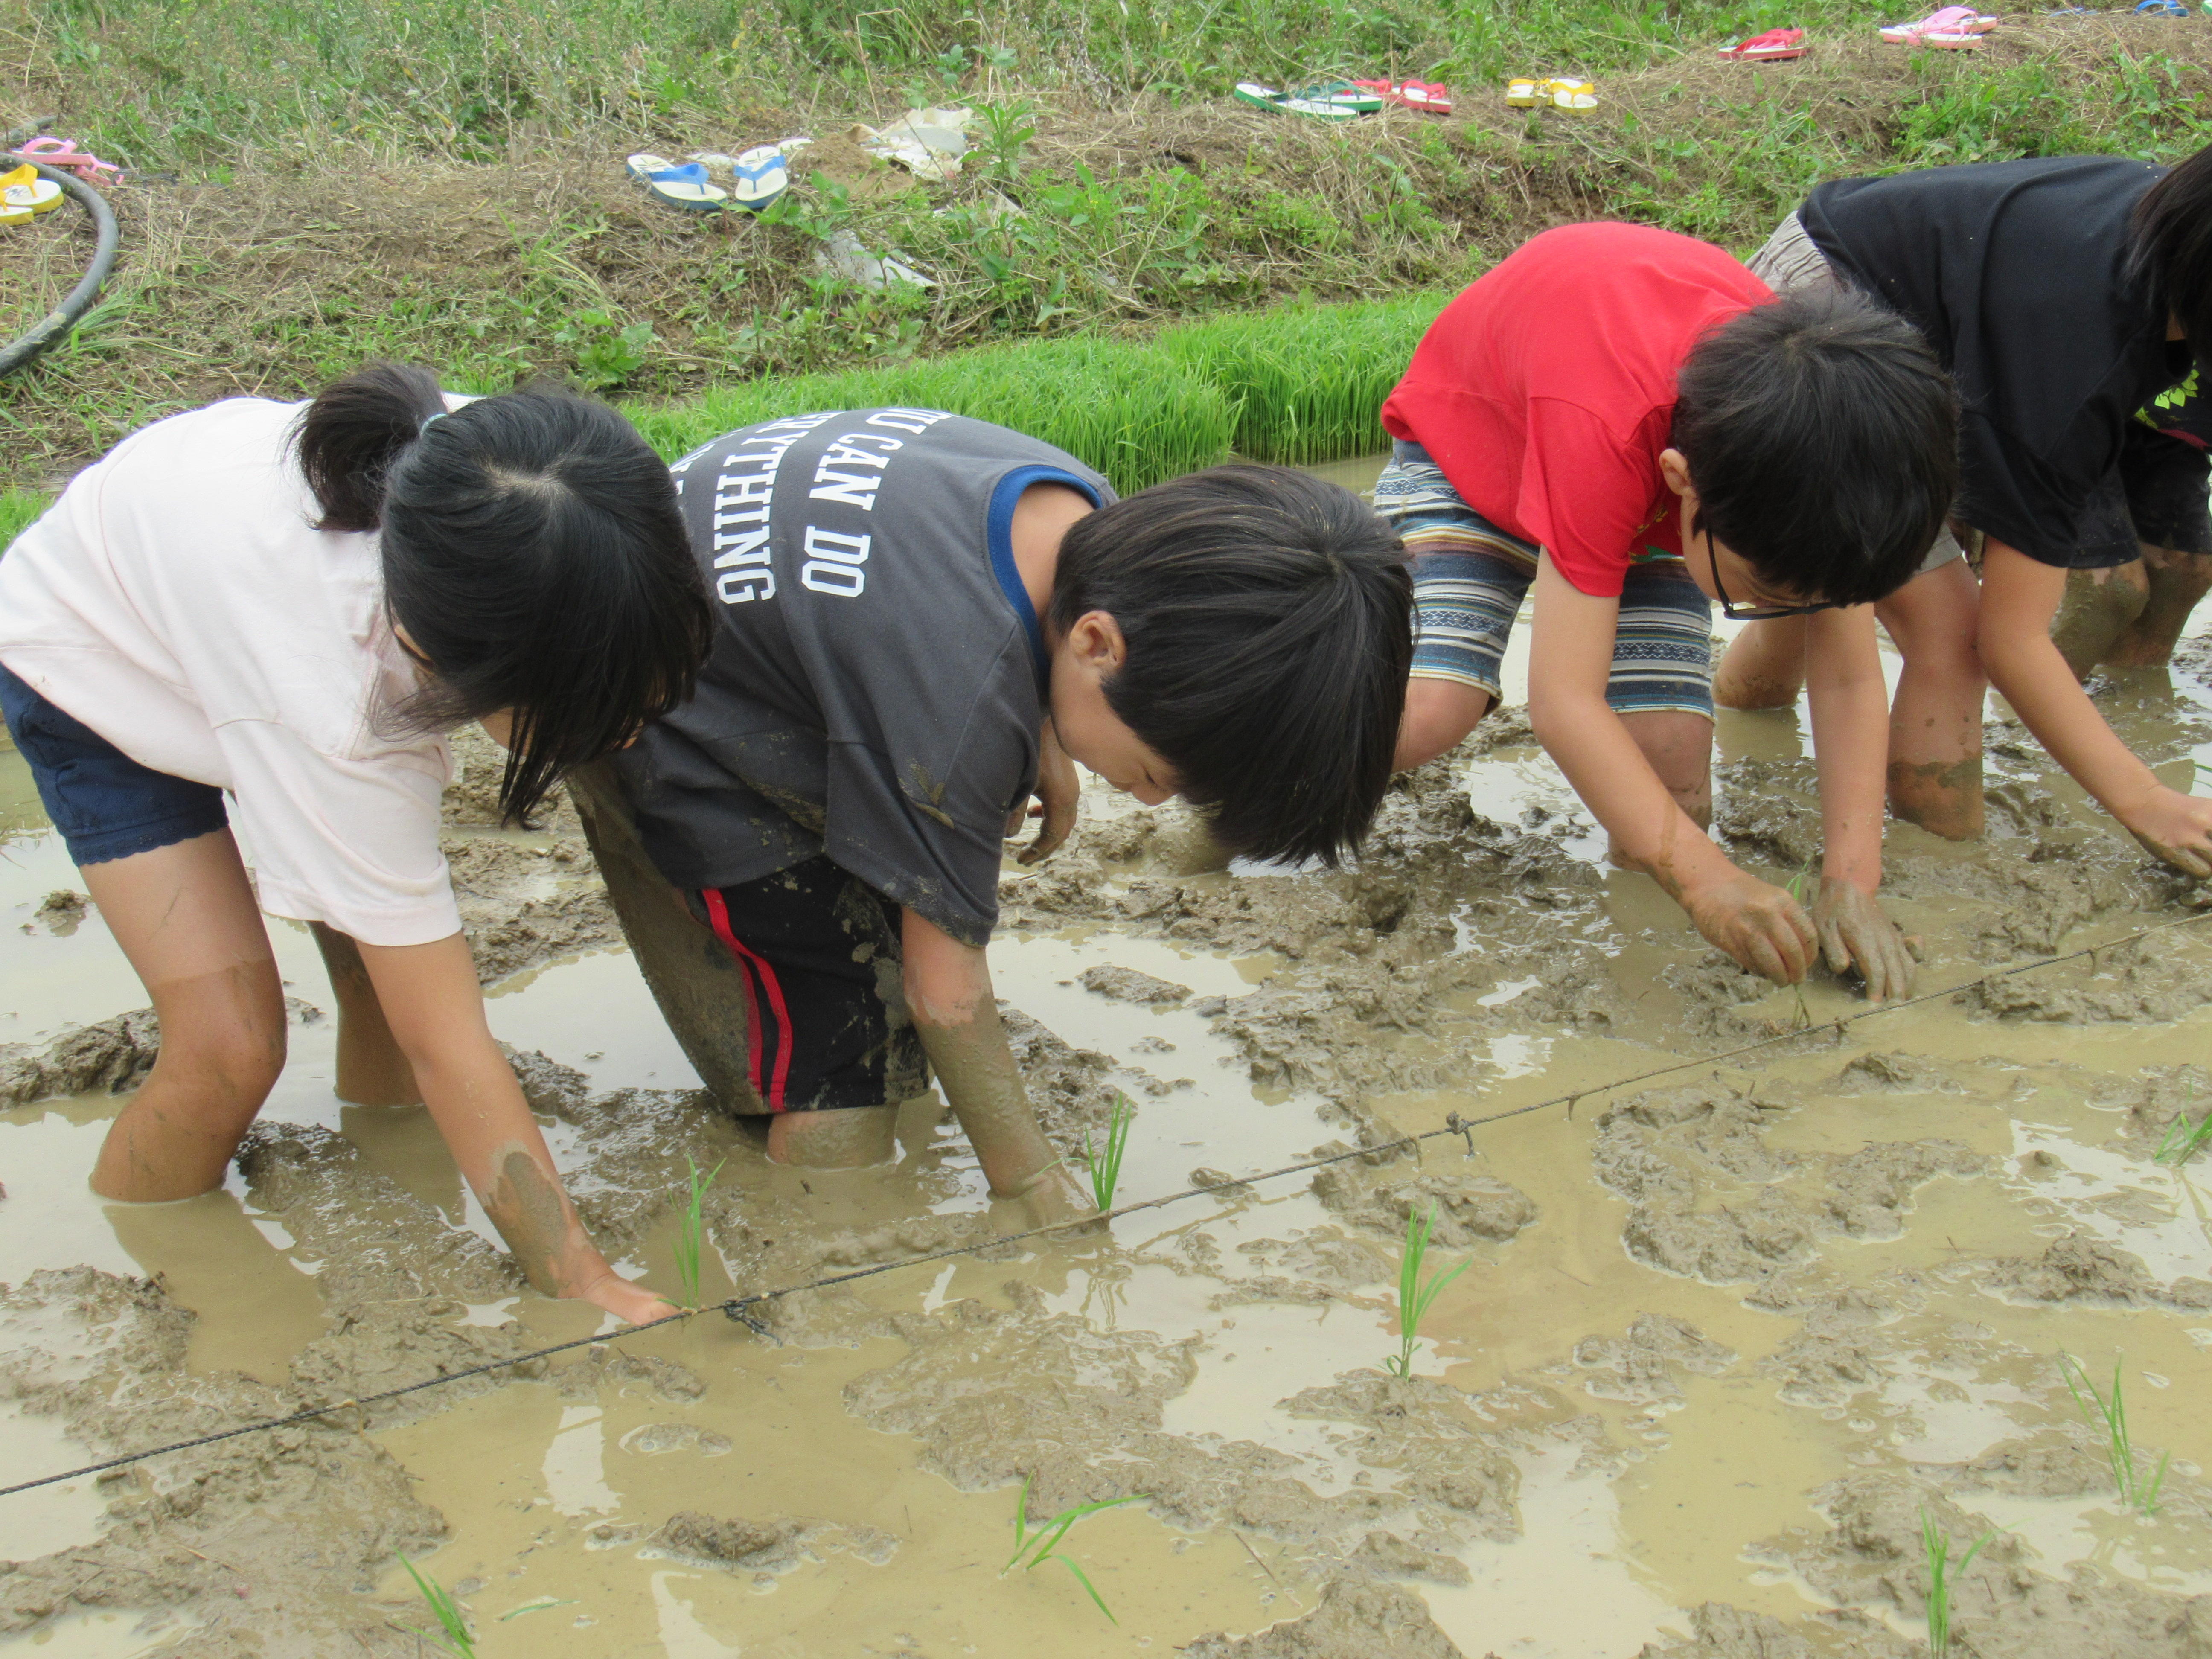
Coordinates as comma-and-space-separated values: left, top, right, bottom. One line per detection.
728, 145, 791, 212
626, 152, 728, 212
2135, 2, 2192, 17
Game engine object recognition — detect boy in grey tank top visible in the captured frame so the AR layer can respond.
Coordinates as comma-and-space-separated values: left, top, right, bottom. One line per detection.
575, 409, 1412, 1219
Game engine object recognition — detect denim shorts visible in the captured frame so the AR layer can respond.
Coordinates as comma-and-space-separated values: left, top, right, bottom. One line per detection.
1374, 441, 1717, 719
0, 661, 229, 865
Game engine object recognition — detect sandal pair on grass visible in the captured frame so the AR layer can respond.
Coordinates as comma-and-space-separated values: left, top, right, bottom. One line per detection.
1878, 6, 1998, 45
627, 143, 806, 214
0, 164, 64, 227
1505, 77, 1598, 110
1234, 79, 1453, 118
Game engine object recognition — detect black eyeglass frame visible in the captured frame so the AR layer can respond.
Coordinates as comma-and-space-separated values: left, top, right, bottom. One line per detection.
1704, 540, 1839, 622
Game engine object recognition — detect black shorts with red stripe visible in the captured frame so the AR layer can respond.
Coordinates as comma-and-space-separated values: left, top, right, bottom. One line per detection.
689, 857, 928, 1112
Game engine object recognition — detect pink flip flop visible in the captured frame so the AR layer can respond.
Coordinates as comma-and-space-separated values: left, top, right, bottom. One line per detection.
1719, 27, 1809, 59
1879, 6, 1992, 44
1350, 77, 1455, 113
7, 136, 122, 184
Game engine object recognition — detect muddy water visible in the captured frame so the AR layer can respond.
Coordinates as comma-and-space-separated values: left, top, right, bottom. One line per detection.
5, 485, 2212, 1654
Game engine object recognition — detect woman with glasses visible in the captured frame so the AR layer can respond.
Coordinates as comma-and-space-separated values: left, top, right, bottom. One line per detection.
1720, 145, 2212, 881
1380, 222, 1957, 1000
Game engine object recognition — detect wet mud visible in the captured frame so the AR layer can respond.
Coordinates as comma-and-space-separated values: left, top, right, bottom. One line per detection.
4, 611, 2212, 1654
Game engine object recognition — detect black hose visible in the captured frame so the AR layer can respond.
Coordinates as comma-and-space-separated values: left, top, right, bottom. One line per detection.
0, 121, 122, 379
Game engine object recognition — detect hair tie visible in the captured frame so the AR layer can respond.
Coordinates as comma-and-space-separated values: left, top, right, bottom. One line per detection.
419, 409, 448, 431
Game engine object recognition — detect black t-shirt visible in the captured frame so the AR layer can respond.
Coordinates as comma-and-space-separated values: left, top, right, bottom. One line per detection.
617, 409, 1113, 946
1800, 156, 2192, 565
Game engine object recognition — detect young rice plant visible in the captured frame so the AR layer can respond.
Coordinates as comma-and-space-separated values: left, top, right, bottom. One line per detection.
397, 1555, 477, 1658
1080, 1092, 1134, 1211
1004, 1473, 1146, 1623
1920, 1509, 1995, 1659
2060, 1350, 2169, 1516
1382, 1202, 1469, 1378
2154, 1077, 2210, 1167
673, 1155, 726, 1311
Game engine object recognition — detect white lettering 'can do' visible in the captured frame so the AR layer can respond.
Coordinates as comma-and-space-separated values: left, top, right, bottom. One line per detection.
800, 524, 871, 597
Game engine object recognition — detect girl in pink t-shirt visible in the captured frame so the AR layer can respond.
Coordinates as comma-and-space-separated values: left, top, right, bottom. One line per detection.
0, 364, 711, 1325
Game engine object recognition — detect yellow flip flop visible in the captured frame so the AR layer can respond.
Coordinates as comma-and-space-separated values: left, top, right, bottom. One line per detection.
0, 163, 64, 219
1543, 78, 1598, 110
1505, 77, 1543, 107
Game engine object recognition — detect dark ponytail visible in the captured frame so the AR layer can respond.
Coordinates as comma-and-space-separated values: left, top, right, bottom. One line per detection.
297, 362, 447, 533
292, 363, 712, 824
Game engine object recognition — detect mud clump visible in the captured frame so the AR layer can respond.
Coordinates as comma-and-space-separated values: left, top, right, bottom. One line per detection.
1574, 1314, 1735, 1406
1962, 934, 2212, 1024
1980, 1230, 2212, 1310
1310, 1167, 1538, 1249
1183, 1576, 1467, 1658
23, 888, 87, 934
645, 1511, 898, 1575
1079, 963, 1190, 1004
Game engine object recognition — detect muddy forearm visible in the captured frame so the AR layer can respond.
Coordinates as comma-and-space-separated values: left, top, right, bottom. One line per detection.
901, 908, 1060, 1195
1802, 605, 1887, 893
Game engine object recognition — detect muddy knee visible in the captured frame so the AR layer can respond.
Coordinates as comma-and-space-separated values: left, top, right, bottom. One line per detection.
2051, 563, 2150, 678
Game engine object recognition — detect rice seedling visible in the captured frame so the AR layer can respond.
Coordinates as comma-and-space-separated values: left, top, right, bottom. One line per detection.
396, 1555, 476, 1657
672, 1155, 726, 1312
1157, 294, 1453, 466
1784, 854, 1816, 1030
1920, 1509, 1995, 1659
1079, 1092, 1134, 1211
1382, 1202, 1470, 1378
625, 335, 1235, 494
2060, 1351, 2169, 1516
2154, 1078, 2211, 1167
1004, 1473, 1146, 1623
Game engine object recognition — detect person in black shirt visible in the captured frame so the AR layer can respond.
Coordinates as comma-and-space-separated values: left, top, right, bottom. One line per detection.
1716, 147, 2212, 879
572, 412, 1414, 1220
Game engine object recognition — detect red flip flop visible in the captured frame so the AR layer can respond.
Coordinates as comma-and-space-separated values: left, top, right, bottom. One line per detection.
1718, 27, 1808, 59
1350, 77, 1455, 114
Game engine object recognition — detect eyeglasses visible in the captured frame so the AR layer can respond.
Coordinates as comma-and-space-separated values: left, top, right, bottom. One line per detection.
1706, 543, 1837, 622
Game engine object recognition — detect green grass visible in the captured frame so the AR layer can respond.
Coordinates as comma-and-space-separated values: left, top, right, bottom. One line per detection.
1079, 1092, 1135, 1211
1156, 294, 1449, 465
0, 490, 52, 555
1003, 1473, 1146, 1624
396, 1555, 477, 1658
671, 1155, 725, 1311
1381, 1201, 1468, 1379
2060, 1351, 2170, 1517
624, 335, 1235, 493
1920, 1509, 1995, 1659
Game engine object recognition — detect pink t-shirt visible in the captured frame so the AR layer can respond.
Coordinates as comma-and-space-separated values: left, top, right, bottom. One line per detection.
0, 398, 460, 946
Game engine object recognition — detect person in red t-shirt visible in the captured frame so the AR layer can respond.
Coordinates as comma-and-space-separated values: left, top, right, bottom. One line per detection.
1379, 222, 1957, 998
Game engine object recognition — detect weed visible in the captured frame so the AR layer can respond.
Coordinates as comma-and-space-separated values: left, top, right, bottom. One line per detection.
396, 1555, 476, 1657
1382, 1202, 1470, 1378
2059, 1351, 2170, 1516
1920, 1509, 1995, 1659
2154, 1078, 2211, 1167
672, 1155, 726, 1311
971, 99, 1039, 185
1003, 1473, 1146, 1623
1079, 1092, 1135, 1211
551, 309, 657, 391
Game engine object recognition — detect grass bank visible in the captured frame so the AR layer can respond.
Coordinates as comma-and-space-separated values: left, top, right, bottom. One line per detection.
4, 8, 2212, 499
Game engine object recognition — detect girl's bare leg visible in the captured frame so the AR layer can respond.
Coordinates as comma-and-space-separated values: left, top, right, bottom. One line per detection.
81, 830, 287, 1201
766, 1106, 900, 1168
2051, 560, 2151, 680
2106, 544, 2212, 668
1875, 557, 1985, 840
309, 922, 420, 1106
1714, 617, 1810, 710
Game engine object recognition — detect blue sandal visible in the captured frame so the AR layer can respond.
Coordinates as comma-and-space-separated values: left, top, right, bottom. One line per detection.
2135, 2, 2192, 18
625, 152, 729, 212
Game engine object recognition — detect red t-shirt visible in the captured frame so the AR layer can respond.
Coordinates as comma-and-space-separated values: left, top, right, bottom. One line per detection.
1380, 223, 1773, 598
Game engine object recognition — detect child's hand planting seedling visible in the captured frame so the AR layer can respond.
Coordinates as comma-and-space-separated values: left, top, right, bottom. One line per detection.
1382, 1202, 1470, 1378
2060, 1351, 2170, 1516
1003, 1473, 1147, 1623
1919, 1509, 1995, 1658
397, 1555, 477, 1657
1079, 1092, 1134, 1211
672, 1155, 726, 1312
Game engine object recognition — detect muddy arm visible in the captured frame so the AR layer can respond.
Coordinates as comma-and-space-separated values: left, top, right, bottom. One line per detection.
1802, 605, 1915, 1000
355, 930, 675, 1324
901, 908, 1089, 1215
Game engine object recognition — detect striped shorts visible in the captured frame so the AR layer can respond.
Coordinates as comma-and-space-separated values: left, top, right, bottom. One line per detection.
1374, 440, 1717, 719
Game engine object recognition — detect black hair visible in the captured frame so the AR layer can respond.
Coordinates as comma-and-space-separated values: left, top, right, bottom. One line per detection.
1672, 285, 1958, 608
2131, 140, 2212, 360
1048, 465, 1412, 867
295, 362, 710, 824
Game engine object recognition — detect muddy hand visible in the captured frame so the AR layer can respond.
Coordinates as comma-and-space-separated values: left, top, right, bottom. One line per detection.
1683, 870, 1818, 985
1016, 721, 1080, 866
1811, 876, 1915, 1003
2119, 785, 2212, 879
999, 1158, 1096, 1232
574, 1265, 684, 1326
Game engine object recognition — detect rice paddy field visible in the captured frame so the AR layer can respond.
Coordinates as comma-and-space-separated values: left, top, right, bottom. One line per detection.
8, 1, 2212, 1655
